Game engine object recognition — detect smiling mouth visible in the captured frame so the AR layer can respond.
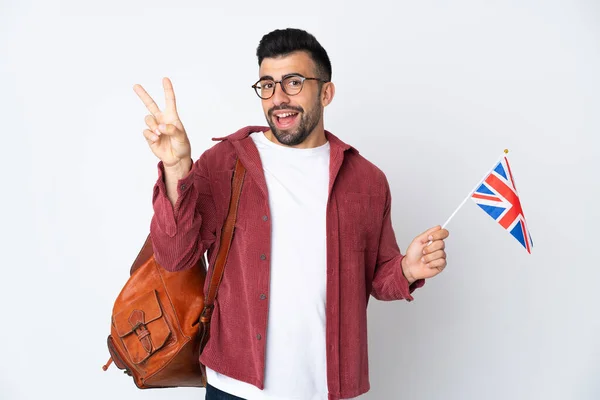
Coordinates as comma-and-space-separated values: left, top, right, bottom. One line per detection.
273, 112, 299, 129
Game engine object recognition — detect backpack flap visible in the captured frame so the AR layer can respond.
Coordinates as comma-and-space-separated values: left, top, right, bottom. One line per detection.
112, 290, 172, 364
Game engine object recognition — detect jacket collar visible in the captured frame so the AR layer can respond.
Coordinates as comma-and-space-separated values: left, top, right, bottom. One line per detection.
213, 126, 357, 199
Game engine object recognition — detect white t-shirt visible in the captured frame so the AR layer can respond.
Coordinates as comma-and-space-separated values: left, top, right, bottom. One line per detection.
206, 131, 330, 400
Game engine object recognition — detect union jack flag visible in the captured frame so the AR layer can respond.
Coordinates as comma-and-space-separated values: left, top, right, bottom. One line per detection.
471, 156, 533, 253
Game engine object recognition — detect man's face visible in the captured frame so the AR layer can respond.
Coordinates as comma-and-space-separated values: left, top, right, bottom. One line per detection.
258, 51, 325, 146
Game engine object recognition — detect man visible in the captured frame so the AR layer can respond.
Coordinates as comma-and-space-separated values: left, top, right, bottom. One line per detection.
134, 28, 449, 400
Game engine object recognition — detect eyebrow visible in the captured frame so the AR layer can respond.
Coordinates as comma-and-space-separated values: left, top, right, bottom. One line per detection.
258, 73, 305, 81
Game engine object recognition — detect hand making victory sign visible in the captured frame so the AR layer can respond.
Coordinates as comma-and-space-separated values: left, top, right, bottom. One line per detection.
133, 77, 191, 169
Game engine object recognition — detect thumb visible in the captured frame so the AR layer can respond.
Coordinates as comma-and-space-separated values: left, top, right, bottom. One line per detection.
417, 225, 442, 244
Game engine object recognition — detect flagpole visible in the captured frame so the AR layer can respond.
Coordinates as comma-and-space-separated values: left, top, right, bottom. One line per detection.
439, 149, 510, 230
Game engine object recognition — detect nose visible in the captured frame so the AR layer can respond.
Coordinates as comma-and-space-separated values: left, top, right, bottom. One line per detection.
270, 82, 290, 106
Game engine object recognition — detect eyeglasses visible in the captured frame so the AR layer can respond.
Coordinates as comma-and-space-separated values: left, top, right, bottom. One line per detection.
252, 74, 329, 100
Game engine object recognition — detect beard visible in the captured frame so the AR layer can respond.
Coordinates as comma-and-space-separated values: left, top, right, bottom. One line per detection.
266, 98, 322, 146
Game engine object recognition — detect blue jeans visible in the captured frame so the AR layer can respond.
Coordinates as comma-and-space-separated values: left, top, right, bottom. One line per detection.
205, 383, 247, 400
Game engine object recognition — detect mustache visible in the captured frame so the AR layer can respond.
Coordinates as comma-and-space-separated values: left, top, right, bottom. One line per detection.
268, 105, 304, 118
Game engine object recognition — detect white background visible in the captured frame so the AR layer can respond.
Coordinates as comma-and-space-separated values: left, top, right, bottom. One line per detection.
1, 0, 599, 399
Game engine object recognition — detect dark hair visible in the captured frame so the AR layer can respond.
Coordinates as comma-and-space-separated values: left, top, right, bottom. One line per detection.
256, 28, 332, 81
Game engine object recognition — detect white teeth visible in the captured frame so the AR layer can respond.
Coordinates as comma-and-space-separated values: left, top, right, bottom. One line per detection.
277, 112, 297, 118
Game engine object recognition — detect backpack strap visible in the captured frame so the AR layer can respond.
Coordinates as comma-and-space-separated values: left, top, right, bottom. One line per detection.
130, 235, 153, 275
199, 158, 246, 347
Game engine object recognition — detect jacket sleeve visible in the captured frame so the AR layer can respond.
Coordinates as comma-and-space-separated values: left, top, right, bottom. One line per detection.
371, 175, 425, 301
150, 151, 218, 272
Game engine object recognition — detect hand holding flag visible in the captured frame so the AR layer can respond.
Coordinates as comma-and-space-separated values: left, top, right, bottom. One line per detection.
401, 149, 532, 285
402, 226, 450, 283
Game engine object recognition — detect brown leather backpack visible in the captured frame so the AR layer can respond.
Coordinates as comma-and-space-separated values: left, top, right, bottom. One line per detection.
102, 159, 246, 388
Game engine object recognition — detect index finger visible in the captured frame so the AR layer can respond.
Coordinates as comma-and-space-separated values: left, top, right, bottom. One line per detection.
419, 225, 441, 244
133, 84, 161, 116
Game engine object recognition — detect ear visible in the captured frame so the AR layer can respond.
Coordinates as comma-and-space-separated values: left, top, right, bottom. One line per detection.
321, 82, 335, 107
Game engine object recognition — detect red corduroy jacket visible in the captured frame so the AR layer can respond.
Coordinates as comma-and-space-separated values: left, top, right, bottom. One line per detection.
150, 126, 424, 399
